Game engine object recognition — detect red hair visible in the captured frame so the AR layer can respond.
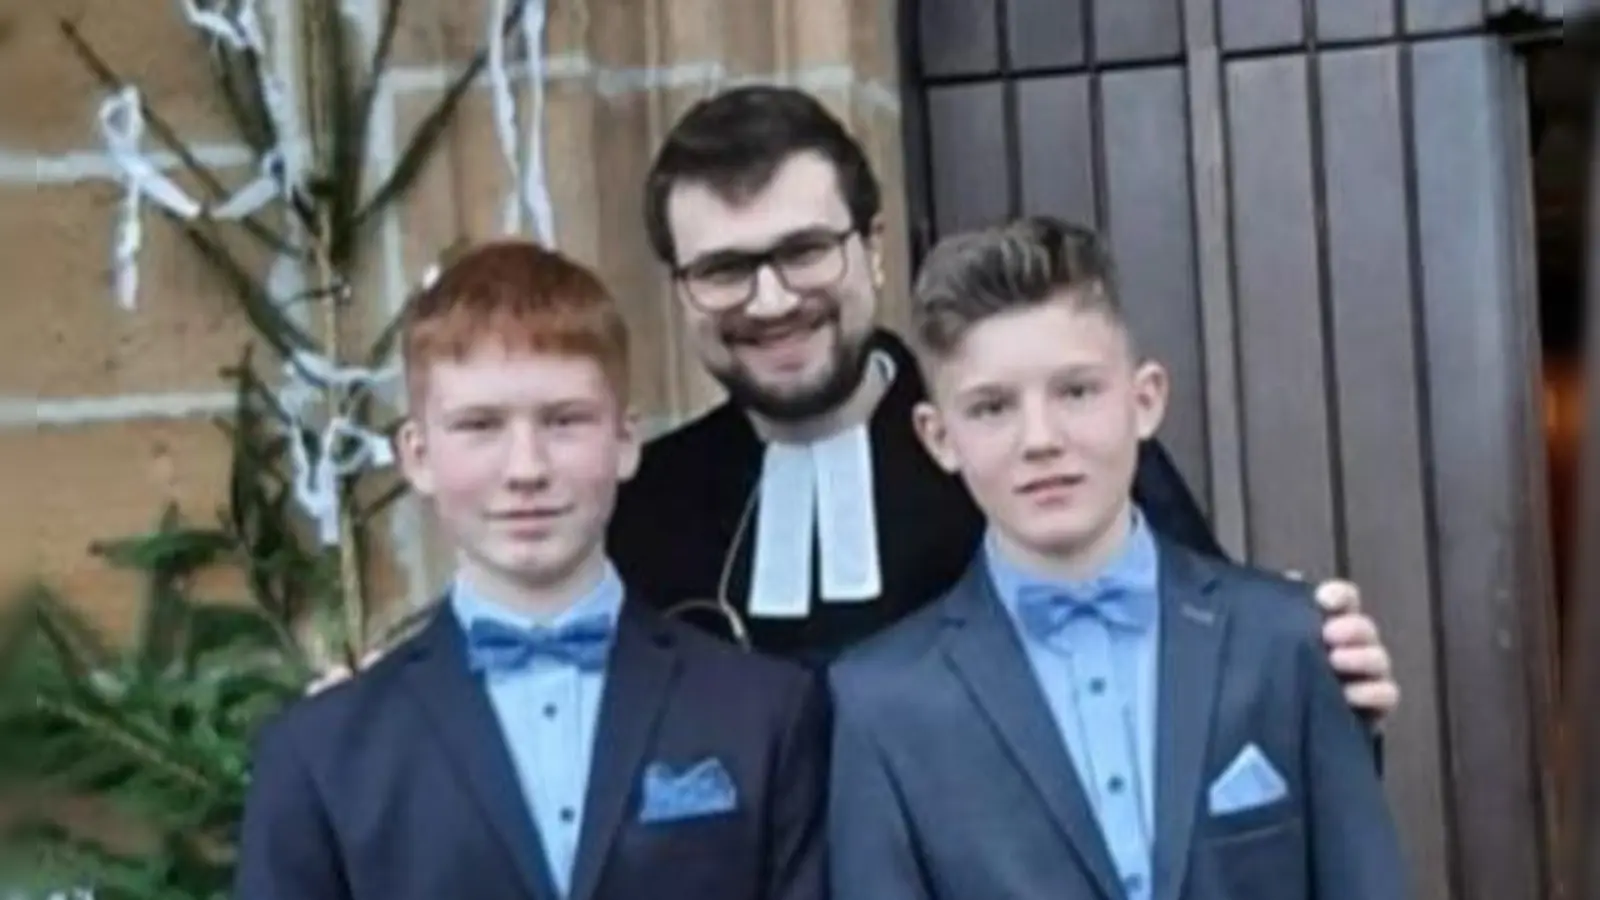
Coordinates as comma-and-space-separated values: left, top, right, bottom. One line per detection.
400, 240, 630, 403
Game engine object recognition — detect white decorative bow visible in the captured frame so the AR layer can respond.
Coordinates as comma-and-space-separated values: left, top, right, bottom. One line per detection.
279, 349, 402, 545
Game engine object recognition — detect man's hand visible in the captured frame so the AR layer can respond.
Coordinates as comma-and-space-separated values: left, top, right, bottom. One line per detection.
1311, 579, 1400, 722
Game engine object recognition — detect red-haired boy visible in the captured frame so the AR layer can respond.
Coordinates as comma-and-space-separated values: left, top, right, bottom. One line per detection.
234, 241, 827, 900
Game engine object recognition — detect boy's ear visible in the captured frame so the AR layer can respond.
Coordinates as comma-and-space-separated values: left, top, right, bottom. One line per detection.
1132, 359, 1170, 440
615, 406, 643, 483
912, 400, 960, 474
396, 418, 435, 496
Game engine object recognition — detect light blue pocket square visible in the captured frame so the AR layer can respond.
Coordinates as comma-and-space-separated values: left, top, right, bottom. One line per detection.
1207, 743, 1289, 816
637, 757, 739, 824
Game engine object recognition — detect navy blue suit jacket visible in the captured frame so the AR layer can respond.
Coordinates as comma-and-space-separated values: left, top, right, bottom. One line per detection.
827, 541, 1408, 900
233, 599, 829, 900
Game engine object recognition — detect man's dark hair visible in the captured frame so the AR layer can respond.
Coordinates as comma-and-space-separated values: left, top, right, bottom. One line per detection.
643, 86, 882, 266
911, 216, 1127, 359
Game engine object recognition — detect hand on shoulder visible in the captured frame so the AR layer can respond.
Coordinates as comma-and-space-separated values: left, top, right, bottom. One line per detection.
1285, 572, 1400, 723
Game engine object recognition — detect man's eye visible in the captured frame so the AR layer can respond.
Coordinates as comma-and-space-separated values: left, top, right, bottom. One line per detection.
775, 243, 831, 266
691, 261, 754, 285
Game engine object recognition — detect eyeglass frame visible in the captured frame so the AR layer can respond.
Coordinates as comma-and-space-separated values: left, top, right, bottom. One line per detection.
668, 225, 865, 314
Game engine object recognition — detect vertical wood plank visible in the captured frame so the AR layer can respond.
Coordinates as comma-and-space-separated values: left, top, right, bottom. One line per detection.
1574, 49, 1600, 896
1562, 11, 1598, 897
1100, 67, 1210, 508
1218, 0, 1304, 53
1224, 55, 1339, 575
1404, 0, 1487, 35
1015, 76, 1098, 226
925, 83, 1010, 234
1181, 0, 1248, 557
917, 0, 999, 78
1316, 45, 1451, 900
1316, 0, 1398, 41
1005, 0, 1086, 71
1412, 35, 1555, 900
1093, 0, 1183, 64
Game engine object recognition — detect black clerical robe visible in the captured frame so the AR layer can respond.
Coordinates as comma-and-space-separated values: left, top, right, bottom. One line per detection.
606, 329, 1224, 666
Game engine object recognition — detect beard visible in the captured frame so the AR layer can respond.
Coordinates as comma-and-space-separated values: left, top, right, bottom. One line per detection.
708, 300, 874, 422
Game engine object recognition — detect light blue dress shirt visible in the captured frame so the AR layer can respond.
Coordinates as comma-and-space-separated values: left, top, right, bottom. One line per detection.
450, 563, 624, 897
986, 510, 1162, 900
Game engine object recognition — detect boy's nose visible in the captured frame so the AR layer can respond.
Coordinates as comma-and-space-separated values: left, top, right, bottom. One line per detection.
504, 423, 552, 482
1019, 400, 1065, 457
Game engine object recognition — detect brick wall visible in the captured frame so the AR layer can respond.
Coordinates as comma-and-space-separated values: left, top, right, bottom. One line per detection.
0, 0, 907, 639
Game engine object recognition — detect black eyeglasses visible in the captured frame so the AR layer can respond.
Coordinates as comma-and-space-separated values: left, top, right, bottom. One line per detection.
671, 226, 860, 313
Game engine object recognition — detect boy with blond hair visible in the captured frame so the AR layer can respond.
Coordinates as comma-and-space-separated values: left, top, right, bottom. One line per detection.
827, 217, 1407, 900
234, 241, 827, 900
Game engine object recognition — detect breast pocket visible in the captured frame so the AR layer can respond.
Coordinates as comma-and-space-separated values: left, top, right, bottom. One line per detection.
1204, 804, 1307, 900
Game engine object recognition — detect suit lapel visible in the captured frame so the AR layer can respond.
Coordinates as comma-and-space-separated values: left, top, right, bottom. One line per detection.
1150, 543, 1229, 900
400, 610, 562, 900
567, 601, 681, 900
940, 563, 1126, 900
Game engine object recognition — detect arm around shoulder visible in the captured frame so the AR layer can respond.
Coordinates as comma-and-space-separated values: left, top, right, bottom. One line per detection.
233, 715, 352, 900
1298, 633, 1410, 900
764, 668, 832, 900
825, 666, 935, 900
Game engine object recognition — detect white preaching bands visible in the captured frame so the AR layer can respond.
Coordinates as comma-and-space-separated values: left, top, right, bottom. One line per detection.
747, 350, 892, 620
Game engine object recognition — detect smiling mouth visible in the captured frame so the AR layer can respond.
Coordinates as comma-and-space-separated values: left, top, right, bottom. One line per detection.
1018, 474, 1086, 495
492, 507, 570, 524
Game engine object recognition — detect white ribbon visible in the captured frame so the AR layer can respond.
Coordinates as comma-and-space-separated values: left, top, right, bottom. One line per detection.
485, 0, 556, 244
95, 1, 302, 312
97, 86, 294, 311
520, 0, 555, 245
277, 350, 401, 545
98, 86, 203, 310
182, 0, 306, 196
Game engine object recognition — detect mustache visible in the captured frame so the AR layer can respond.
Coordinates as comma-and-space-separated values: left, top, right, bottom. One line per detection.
719, 299, 837, 344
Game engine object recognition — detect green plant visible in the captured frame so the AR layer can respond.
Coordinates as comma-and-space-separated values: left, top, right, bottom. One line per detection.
0, 3, 530, 896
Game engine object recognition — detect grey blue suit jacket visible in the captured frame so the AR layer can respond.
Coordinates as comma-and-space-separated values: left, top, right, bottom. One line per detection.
826, 539, 1408, 900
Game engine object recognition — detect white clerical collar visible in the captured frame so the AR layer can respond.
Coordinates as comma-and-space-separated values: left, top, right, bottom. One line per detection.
747, 350, 894, 619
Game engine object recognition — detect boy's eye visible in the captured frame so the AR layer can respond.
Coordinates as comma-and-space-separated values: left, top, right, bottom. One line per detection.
454, 417, 497, 431
968, 397, 1009, 418
547, 409, 596, 428
1059, 381, 1100, 400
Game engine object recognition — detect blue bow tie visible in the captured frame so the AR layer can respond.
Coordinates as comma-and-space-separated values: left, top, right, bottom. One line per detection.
464, 614, 615, 674
1015, 575, 1157, 640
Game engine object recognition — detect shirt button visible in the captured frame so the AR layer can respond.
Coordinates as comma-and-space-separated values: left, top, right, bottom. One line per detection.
1123, 872, 1145, 893
1107, 775, 1126, 794
559, 807, 575, 824
542, 703, 558, 719
1087, 677, 1107, 695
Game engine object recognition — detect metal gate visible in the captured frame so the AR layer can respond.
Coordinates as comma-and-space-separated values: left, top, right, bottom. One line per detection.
896, 1, 1568, 897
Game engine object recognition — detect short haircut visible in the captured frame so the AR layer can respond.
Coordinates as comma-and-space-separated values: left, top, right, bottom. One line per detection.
400, 240, 630, 404
910, 216, 1128, 360
643, 86, 881, 265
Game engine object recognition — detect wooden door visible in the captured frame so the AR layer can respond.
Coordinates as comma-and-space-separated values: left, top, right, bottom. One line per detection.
899, 1, 1563, 897
1566, 7, 1600, 895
